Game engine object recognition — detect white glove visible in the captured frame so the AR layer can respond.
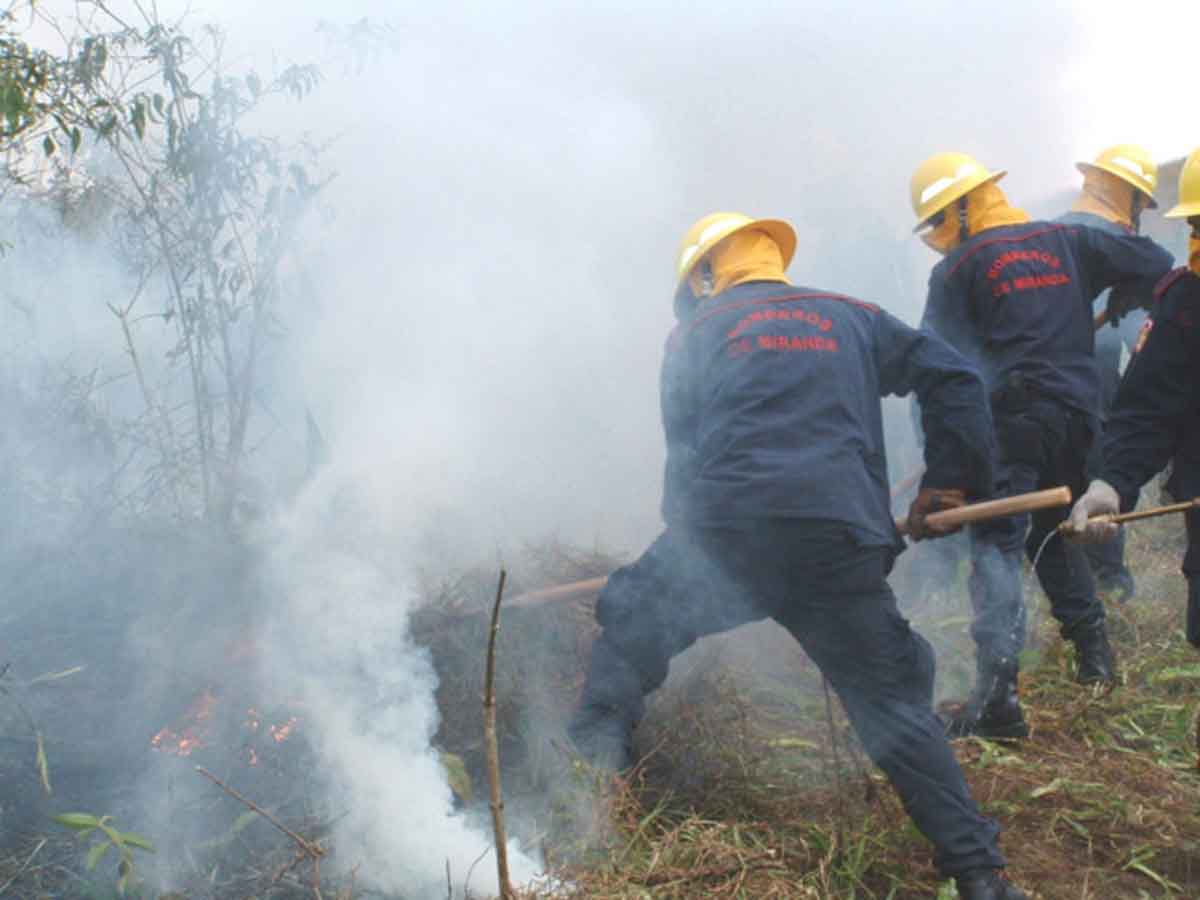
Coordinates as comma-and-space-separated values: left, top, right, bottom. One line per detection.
1064, 479, 1121, 543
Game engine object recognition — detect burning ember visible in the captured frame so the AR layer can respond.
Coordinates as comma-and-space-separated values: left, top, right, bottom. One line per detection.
244, 707, 302, 764
153, 692, 302, 764
269, 716, 299, 744
151, 687, 220, 757
245, 707, 300, 741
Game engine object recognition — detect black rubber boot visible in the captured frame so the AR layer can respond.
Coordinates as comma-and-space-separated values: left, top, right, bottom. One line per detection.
954, 868, 1030, 900
1071, 621, 1117, 684
945, 655, 1029, 740
567, 703, 635, 774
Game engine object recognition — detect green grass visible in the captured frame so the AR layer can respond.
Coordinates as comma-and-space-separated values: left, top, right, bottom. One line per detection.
519, 516, 1200, 899
3, 522, 1196, 898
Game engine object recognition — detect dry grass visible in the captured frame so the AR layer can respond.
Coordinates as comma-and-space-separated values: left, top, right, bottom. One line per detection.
502, 516, 1200, 899
3, 521, 1197, 899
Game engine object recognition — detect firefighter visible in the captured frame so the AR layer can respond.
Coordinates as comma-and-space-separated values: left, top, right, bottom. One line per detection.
568, 212, 1030, 899
1058, 145, 1162, 600
1067, 148, 1200, 648
909, 152, 1173, 740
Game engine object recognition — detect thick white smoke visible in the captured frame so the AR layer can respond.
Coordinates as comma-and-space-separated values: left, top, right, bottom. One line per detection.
258, 465, 541, 896
4, 0, 1195, 896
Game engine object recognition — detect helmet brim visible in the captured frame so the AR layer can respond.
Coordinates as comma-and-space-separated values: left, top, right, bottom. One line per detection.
1163, 201, 1200, 220
1075, 161, 1159, 209
911, 170, 1007, 233
676, 218, 798, 287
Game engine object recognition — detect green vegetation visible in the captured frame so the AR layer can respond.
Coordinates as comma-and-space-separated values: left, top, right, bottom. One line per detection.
53, 813, 155, 897
1, 517, 1197, 898
512, 516, 1200, 899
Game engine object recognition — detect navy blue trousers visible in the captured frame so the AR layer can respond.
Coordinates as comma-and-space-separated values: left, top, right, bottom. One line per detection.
969, 399, 1103, 661
570, 521, 1005, 877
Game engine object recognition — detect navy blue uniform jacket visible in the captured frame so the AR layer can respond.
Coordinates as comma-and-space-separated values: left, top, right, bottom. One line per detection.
1056, 211, 1158, 332
921, 221, 1172, 416
660, 280, 995, 548
1103, 268, 1200, 510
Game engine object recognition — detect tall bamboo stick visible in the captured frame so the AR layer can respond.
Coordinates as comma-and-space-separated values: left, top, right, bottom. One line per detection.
483, 570, 514, 899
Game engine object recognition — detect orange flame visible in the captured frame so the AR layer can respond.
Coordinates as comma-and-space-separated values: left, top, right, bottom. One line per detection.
152, 691, 302, 763
151, 688, 220, 757
270, 716, 300, 744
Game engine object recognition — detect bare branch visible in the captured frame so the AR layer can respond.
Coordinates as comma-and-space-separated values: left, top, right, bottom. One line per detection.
483, 569, 515, 899
196, 766, 325, 860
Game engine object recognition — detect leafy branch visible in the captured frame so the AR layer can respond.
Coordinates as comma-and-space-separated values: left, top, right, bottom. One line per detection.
53, 812, 156, 896
1, 2, 331, 526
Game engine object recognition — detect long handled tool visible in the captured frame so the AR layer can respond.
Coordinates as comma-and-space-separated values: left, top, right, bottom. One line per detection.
508, 576, 609, 610
1059, 496, 1200, 533
1057, 497, 1200, 667
511, 487, 1074, 610
894, 486, 1072, 537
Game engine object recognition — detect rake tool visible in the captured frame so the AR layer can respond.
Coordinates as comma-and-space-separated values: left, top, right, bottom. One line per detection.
1058, 496, 1200, 533
511, 487, 1076, 609
894, 486, 1072, 537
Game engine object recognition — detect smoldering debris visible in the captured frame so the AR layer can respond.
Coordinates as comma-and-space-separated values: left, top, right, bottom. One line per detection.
251, 470, 549, 898
1, 518, 604, 898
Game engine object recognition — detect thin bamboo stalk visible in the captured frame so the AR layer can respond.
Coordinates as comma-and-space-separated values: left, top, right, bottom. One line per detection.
483, 570, 514, 900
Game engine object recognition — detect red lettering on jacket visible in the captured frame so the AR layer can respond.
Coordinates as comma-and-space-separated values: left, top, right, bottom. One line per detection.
1012, 272, 1070, 292
992, 272, 1071, 298
728, 308, 834, 339
946, 224, 1076, 280
690, 291, 878, 339
986, 248, 1062, 280
753, 334, 839, 352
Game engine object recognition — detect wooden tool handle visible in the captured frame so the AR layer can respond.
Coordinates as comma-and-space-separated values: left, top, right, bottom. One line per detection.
895, 486, 1073, 536
507, 575, 609, 609
1084, 497, 1200, 528
515, 487, 1077, 606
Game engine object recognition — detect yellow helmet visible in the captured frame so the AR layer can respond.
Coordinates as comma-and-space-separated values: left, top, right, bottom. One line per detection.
910, 152, 1006, 232
1076, 144, 1159, 208
1165, 148, 1200, 220
675, 212, 797, 288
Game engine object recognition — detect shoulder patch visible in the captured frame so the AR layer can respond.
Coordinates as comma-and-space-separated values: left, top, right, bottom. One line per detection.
1154, 267, 1190, 302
